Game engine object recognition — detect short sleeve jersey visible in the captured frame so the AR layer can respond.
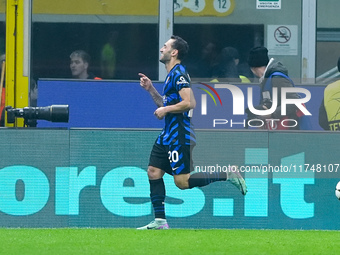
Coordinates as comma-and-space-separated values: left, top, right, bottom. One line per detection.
156, 64, 196, 146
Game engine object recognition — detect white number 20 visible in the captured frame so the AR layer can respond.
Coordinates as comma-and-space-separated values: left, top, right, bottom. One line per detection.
168, 150, 179, 163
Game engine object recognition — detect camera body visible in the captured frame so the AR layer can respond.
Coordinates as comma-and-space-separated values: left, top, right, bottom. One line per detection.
6, 105, 69, 125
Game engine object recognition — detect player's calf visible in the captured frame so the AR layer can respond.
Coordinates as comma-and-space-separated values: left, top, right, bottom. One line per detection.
174, 174, 190, 190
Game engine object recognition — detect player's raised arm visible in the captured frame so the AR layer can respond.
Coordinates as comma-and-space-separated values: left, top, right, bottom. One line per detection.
139, 73, 163, 107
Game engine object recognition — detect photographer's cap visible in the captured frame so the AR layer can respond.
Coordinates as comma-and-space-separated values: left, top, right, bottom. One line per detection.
248, 46, 269, 68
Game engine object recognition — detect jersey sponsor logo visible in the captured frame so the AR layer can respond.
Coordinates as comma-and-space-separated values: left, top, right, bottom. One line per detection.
176, 76, 189, 85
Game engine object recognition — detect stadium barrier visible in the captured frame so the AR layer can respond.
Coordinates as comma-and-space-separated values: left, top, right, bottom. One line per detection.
36, 79, 324, 130
0, 128, 339, 229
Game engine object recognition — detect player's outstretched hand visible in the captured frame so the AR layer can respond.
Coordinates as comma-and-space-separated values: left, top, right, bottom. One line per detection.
138, 73, 152, 91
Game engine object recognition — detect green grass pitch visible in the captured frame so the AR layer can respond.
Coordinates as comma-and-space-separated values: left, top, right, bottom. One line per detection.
0, 228, 339, 255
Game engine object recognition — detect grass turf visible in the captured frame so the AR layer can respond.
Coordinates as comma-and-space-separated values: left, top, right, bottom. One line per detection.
0, 228, 339, 255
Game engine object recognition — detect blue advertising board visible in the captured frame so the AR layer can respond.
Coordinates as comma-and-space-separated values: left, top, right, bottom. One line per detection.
37, 79, 324, 130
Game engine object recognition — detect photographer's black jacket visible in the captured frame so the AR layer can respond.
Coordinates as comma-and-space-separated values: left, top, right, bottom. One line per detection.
260, 59, 300, 129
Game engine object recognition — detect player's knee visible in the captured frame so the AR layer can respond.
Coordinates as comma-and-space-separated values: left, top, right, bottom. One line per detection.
147, 166, 163, 180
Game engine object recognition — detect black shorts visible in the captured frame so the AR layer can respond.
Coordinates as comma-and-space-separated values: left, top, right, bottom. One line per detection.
149, 141, 195, 175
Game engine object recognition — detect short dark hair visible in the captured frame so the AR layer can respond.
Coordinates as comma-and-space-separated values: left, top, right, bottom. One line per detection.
170, 35, 189, 60
70, 50, 91, 64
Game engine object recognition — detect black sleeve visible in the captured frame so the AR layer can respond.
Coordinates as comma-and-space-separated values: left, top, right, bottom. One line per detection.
318, 98, 329, 130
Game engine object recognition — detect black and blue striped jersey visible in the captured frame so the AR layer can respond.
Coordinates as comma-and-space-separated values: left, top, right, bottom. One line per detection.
157, 64, 196, 146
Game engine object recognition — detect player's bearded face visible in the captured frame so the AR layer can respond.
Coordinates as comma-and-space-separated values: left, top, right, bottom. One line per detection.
160, 39, 175, 64
160, 48, 173, 64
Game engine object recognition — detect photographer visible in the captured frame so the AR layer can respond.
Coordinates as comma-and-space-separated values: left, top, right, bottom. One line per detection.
247, 46, 300, 130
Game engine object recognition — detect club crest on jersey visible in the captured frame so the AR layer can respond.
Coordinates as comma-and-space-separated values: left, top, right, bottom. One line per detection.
176, 76, 189, 85
163, 95, 167, 104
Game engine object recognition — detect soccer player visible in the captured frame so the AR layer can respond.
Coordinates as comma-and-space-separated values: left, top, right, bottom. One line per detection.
138, 35, 247, 230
